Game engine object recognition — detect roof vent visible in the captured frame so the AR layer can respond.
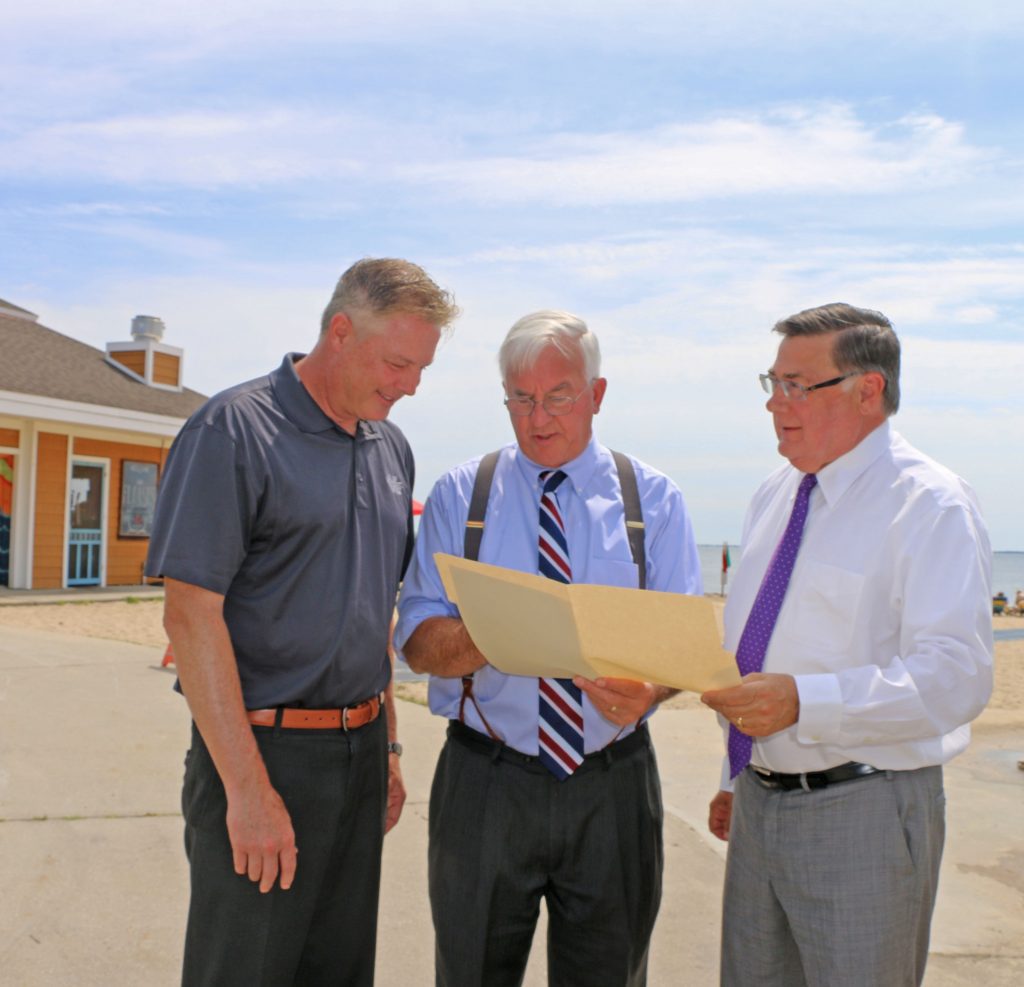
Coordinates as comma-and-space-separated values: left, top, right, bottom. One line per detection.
107, 315, 183, 391
131, 315, 165, 341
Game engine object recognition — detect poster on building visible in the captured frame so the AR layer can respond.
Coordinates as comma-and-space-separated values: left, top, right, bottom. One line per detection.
119, 461, 159, 537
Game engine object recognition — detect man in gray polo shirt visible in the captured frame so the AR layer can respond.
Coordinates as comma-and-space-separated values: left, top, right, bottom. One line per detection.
145, 258, 458, 987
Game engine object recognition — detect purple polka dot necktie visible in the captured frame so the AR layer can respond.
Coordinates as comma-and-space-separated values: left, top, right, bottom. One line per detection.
537, 469, 584, 780
728, 472, 818, 779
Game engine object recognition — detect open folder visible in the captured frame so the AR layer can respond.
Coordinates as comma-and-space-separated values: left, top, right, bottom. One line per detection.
435, 553, 740, 693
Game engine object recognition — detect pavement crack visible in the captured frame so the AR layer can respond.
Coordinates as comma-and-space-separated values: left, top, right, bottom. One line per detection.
0, 811, 181, 823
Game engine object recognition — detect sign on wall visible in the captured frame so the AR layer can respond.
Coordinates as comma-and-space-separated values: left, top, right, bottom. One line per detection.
119, 460, 159, 538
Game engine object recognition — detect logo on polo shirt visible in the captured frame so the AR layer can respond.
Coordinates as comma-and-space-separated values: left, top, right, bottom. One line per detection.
386, 473, 405, 496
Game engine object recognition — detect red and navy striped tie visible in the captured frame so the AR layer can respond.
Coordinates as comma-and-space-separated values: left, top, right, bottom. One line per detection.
537, 469, 584, 779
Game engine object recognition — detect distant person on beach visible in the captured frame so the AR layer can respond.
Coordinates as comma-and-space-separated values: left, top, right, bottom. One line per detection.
145, 258, 458, 987
701, 303, 993, 987
395, 310, 701, 986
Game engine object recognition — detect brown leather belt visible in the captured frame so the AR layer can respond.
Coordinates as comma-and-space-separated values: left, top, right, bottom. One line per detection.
247, 694, 383, 731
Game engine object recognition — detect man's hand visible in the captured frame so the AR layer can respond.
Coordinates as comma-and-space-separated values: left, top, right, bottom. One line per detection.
574, 676, 672, 727
165, 578, 298, 894
708, 790, 733, 841
701, 672, 799, 737
225, 781, 298, 893
385, 754, 406, 834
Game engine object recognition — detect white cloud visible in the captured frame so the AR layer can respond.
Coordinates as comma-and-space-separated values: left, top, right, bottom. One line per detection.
27, 228, 1022, 548
403, 107, 989, 206
0, 103, 995, 206
0, 109, 369, 187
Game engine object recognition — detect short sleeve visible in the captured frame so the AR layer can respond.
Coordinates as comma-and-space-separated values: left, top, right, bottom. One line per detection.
144, 423, 256, 594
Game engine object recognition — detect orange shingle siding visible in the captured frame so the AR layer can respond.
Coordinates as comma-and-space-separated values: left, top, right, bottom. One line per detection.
109, 350, 146, 376
152, 352, 181, 387
33, 432, 68, 588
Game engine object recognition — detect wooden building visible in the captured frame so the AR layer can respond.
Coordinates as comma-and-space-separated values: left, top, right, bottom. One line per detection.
0, 299, 206, 589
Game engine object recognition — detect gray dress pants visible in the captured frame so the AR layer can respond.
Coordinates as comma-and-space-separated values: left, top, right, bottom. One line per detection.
721, 765, 945, 987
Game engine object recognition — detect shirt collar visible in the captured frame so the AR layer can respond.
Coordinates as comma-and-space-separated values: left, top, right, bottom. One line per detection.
270, 353, 382, 440
513, 434, 602, 496
815, 419, 892, 507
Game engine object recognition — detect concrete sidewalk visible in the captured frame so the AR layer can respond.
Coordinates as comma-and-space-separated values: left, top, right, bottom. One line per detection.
1, 625, 1021, 985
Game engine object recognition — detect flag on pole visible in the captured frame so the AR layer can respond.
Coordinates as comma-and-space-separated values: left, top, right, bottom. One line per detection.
722, 541, 731, 573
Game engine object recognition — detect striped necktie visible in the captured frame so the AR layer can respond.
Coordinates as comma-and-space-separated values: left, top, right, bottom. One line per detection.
537, 469, 584, 779
728, 472, 818, 778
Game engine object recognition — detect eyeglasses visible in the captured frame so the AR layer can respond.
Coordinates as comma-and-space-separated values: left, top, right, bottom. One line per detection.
504, 385, 591, 417
759, 372, 856, 401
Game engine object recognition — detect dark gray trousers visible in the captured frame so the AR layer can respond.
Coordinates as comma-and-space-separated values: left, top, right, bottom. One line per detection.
721, 765, 946, 987
428, 722, 664, 987
180, 715, 387, 987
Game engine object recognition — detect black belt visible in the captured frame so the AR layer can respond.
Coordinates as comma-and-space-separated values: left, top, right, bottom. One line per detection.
749, 761, 881, 791
447, 719, 649, 776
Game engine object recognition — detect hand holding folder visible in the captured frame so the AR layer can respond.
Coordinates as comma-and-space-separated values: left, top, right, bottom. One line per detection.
435, 553, 740, 693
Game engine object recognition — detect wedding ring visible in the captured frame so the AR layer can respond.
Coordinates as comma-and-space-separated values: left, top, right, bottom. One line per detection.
737, 716, 744, 729
610, 705, 618, 713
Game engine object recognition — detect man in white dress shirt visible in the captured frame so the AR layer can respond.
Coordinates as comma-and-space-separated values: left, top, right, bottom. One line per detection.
701, 303, 993, 987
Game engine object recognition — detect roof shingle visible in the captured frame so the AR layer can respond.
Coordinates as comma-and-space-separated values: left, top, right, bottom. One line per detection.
0, 312, 207, 418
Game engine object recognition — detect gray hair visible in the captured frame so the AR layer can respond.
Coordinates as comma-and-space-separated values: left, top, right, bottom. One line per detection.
320, 257, 459, 336
773, 302, 901, 415
498, 309, 601, 383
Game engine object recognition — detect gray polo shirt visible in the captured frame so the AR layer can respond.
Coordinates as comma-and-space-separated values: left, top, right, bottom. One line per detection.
145, 354, 415, 709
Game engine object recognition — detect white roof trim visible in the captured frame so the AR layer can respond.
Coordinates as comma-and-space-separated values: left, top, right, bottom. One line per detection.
106, 340, 184, 357
0, 389, 189, 437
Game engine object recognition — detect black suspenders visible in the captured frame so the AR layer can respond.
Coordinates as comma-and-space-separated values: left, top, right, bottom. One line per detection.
456, 449, 648, 734
462, 449, 647, 588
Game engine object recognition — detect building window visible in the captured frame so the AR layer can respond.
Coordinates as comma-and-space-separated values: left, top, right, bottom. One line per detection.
119, 460, 159, 538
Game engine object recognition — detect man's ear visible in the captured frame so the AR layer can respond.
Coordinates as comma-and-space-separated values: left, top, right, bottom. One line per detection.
592, 377, 608, 414
858, 371, 886, 414
329, 312, 354, 347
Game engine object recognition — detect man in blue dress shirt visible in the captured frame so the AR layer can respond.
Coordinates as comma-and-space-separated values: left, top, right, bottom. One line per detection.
395, 309, 702, 987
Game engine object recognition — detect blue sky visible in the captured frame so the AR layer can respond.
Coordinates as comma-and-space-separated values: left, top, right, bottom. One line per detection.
4, 1, 1023, 548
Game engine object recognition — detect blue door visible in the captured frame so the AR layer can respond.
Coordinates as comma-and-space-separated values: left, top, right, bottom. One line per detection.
68, 462, 104, 586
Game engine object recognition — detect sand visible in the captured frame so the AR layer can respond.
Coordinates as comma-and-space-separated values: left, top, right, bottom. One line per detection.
0, 595, 1019, 719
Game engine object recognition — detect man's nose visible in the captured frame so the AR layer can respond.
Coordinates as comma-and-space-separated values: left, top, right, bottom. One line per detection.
765, 381, 787, 413
401, 366, 423, 395
529, 399, 553, 422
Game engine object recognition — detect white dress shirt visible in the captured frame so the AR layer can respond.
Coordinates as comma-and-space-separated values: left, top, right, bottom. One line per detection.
721, 421, 993, 788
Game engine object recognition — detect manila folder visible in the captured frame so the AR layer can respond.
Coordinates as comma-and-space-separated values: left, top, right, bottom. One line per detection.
435, 553, 739, 693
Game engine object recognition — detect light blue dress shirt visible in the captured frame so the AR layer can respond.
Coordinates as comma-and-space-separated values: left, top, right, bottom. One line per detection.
395, 436, 703, 754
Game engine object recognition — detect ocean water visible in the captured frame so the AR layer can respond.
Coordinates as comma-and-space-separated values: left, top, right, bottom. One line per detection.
699, 545, 1024, 598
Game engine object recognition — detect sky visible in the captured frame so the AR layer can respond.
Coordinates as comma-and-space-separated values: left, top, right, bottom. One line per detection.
3, 1, 1023, 548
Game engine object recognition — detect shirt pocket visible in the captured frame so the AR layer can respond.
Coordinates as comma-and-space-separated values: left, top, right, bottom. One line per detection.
786, 560, 864, 662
